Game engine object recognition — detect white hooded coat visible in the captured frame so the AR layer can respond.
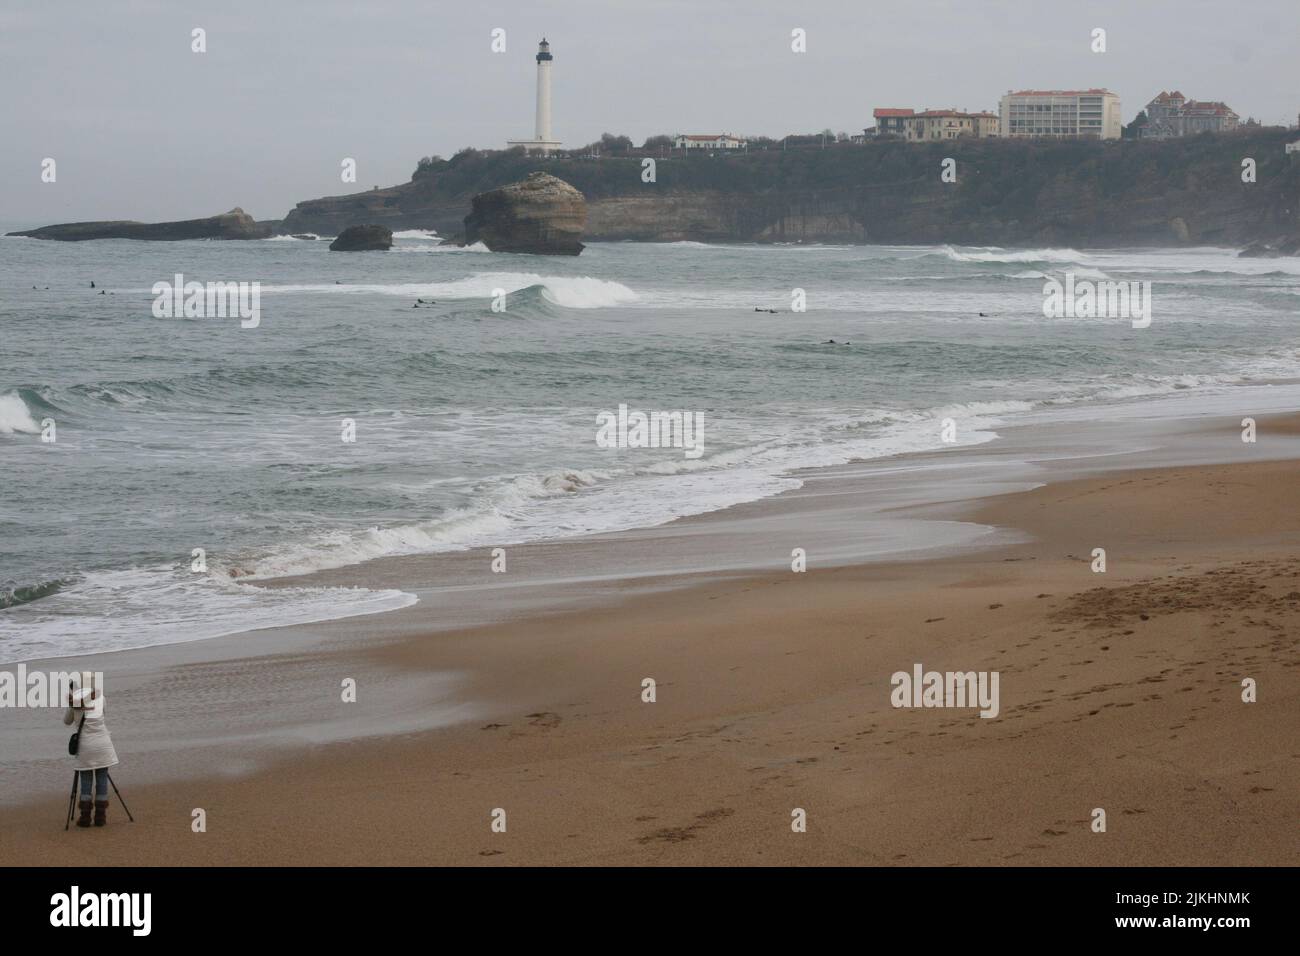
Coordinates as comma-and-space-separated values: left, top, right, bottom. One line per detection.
64, 691, 119, 772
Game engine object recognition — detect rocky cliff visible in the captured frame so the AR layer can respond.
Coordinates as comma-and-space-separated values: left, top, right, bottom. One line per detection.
278, 131, 1300, 247
8, 207, 271, 241
463, 172, 586, 254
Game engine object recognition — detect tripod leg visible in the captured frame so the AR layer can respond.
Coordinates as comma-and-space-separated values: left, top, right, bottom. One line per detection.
106, 772, 134, 822
65, 771, 78, 831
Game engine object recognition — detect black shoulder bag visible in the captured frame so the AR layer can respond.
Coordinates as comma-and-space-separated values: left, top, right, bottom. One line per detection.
68, 711, 86, 756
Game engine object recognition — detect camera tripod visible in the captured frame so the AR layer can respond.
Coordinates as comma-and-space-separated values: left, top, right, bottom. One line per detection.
64, 770, 134, 830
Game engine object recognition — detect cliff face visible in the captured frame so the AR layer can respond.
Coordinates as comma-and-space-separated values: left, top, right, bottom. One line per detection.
8, 208, 271, 241
279, 132, 1300, 247
463, 172, 586, 254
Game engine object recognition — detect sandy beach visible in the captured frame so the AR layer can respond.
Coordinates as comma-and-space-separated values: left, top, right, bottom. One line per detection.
1, 404, 1296, 867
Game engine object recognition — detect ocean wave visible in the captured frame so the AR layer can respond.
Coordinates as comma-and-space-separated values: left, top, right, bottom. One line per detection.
391, 229, 440, 239
221, 406, 1009, 583
625, 241, 853, 251
231, 466, 609, 580
935, 245, 1088, 264
0, 567, 417, 664
1146, 266, 1300, 277
928, 399, 1036, 419
259, 273, 638, 308
390, 241, 491, 253
0, 391, 41, 435
0, 577, 67, 609
1028, 266, 1112, 281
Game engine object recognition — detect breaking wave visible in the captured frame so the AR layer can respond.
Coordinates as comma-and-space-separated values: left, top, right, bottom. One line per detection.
936, 245, 1088, 264
0, 392, 41, 435
259, 273, 638, 308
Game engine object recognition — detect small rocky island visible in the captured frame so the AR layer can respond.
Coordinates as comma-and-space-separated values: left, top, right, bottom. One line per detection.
7, 207, 271, 241
328, 224, 393, 251
463, 172, 586, 255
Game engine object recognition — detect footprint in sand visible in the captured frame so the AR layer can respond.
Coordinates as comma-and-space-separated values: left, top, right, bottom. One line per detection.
636, 807, 735, 845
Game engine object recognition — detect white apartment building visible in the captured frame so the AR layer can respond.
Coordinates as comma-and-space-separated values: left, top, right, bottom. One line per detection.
999, 89, 1122, 140
674, 134, 746, 150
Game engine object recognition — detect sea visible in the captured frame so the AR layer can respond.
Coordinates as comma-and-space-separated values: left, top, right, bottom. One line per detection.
2, 230, 1298, 662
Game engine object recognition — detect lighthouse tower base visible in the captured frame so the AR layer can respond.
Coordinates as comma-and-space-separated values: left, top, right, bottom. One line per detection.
507, 138, 564, 155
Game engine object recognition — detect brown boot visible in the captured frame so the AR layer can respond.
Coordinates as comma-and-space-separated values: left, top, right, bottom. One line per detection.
94, 800, 108, 827
76, 799, 93, 828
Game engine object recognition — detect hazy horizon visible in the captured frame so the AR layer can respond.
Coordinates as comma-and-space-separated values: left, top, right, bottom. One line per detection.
2, 0, 1296, 225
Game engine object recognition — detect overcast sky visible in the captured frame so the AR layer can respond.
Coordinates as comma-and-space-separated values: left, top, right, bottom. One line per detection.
2, 0, 1296, 225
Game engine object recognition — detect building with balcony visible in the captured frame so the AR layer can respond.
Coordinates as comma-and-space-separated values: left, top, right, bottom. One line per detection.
999, 89, 1122, 139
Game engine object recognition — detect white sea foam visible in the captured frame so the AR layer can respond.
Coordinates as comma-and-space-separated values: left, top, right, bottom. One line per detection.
391, 229, 440, 239
939, 245, 1087, 264
929, 400, 1036, 419
233, 467, 608, 580
0, 567, 417, 664
259, 273, 638, 308
223, 408, 1009, 583
0, 392, 40, 435
390, 240, 491, 253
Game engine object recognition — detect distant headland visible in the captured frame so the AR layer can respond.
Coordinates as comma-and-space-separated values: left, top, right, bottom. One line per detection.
278, 130, 1300, 249
9, 131, 1299, 252
8, 208, 270, 242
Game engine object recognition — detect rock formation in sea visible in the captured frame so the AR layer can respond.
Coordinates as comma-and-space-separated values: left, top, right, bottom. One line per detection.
462, 172, 586, 255
328, 224, 393, 251
7, 208, 271, 241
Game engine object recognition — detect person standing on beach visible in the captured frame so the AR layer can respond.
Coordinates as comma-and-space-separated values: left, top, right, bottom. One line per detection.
64, 683, 119, 827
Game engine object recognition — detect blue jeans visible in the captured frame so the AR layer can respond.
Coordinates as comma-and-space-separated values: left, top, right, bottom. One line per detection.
78, 768, 109, 801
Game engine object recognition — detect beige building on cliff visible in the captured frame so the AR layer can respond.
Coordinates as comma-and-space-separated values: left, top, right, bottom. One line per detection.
674, 134, 746, 150
871, 108, 999, 140
999, 89, 1122, 139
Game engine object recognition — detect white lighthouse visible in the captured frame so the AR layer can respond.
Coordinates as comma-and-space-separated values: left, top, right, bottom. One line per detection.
534, 38, 553, 142
508, 38, 563, 154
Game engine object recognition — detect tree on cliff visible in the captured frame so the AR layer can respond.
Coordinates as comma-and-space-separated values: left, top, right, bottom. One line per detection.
412, 155, 446, 179
572, 133, 634, 157
643, 134, 673, 151
600, 133, 634, 153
